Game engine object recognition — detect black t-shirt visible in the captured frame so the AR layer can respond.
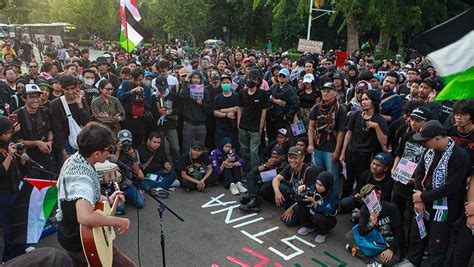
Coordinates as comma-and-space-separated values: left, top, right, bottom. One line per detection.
298, 90, 320, 109
359, 201, 402, 251
238, 88, 269, 132
213, 93, 239, 129
57, 200, 81, 251
137, 144, 168, 175
448, 126, 474, 174
177, 152, 211, 175
309, 104, 347, 152
279, 163, 320, 189
347, 111, 389, 153
356, 170, 393, 202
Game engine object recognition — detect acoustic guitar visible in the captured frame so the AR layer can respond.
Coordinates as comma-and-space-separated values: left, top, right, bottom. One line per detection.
80, 182, 121, 267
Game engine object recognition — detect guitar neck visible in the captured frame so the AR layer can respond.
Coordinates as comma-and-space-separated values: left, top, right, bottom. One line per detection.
109, 182, 121, 216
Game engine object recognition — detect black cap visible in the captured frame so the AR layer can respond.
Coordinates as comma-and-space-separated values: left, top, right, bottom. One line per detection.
96, 57, 110, 66
191, 142, 203, 150
0, 116, 13, 135
154, 76, 168, 89
332, 73, 344, 81
211, 75, 220, 81
321, 82, 336, 90
248, 70, 261, 79
412, 120, 445, 142
421, 78, 437, 91
271, 146, 285, 155
410, 106, 432, 121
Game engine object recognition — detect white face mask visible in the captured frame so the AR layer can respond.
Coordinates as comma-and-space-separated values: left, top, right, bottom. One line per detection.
84, 79, 95, 86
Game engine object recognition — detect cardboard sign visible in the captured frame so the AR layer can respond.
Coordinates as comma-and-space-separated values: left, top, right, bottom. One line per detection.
297, 39, 323, 54
335, 51, 348, 67
190, 84, 204, 99
290, 121, 306, 136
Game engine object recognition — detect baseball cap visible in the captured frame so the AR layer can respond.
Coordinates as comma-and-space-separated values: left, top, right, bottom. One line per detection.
288, 146, 304, 156
36, 79, 53, 89
332, 73, 344, 81
373, 152, 391, 166
412, 120, 445, 142
191, 142, 203, 150
154, 76, 168, 89
278, 68, 289, 77
117, 129, 133, 142
373, 73, 383, 82
355, 80, 372, 91
421, 78, 437, 90
303, 74, 314, 84
321, 82, 336, 90
360, 184, 382, 198
211, 75, 220, 81
248, 70, 262, 79
271, 146, 285, 155
21, 84, 43, 95
277, 128, 289, 137
242, 57, 251, 63
144, 71, 155, 78
410, 106, 432, 121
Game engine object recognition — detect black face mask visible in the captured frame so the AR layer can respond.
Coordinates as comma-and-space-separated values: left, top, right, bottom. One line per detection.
246, 80, 257, 88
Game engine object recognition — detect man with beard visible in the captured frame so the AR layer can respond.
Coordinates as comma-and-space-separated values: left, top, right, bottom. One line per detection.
378, 72, 404, 125
417, 78, 444, 122
308, 82, 347, 195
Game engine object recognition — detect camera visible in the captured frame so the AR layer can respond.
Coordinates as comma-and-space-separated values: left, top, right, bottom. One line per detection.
121, 140, 132, 152
296, 188, 324, 206
15, 143, 26, 152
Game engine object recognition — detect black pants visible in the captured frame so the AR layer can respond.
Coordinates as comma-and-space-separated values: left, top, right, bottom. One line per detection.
342, 149, 373, 198
122, 117, 146, 147
246, 167, 262, 198
391, 190, 414, 257
266, 119, 288, 144
445, 216, 473, 267
222, 167, 243, 187
180, 174, 219, 190
295, 205, 337, 235
407, 213, 452, 266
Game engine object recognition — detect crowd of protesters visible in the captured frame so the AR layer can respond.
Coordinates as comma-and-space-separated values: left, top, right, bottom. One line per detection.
0, 39, 472, 266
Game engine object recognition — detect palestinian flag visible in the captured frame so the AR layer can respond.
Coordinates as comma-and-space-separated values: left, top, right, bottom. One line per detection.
9, 178, 57, 245
119, 0, 149, 53
411, 9, 474, 101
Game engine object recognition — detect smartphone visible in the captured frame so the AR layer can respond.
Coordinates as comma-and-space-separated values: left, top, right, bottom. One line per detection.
9, 114, 19, 124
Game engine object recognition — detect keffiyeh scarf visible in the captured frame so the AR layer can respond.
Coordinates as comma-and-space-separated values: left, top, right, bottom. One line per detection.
315, 99, 338, 145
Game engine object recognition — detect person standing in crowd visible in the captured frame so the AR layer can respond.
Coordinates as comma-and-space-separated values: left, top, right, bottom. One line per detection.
379, 71, 404, 124
26, 61, 40, 83
416, 78, 443, 122
90, 79, 125, 136
81, 69, 99, 107
346, 184, 403, 266
213, 75, 239, 146
346, 81, 370, 117
295, 171, 338, 244
340, 90, 388, 198
179, 71, 210, 151
96, 57, 121, 91
118, 67, 152, 147
237, 69, 268, 172
308, 82, 347, 195
296, 74, 320, 129
55, 123, 135, 266
399, 120, 470, 267
50, 75, 91, 159
266, 68, 299, 142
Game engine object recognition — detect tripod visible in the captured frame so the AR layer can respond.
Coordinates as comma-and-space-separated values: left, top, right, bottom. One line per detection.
114, 160, 184, 267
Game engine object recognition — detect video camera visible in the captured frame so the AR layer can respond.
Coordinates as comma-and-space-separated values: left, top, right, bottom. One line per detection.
120, 140, 132, 153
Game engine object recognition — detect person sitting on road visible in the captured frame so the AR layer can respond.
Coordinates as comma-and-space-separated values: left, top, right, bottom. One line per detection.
210, 137, 247, 195
239, 146, 287, 212
294, 171, 339, 244
177, 142, 219, 191
261, 128, 292, 162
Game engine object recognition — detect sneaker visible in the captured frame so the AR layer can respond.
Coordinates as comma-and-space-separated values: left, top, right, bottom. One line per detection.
236, 182, 248, 193
229, 183, 239, 195
297, 227, 314, 236
170, 179, 180, 188
239, 196, 251, 205
314, 234, 327, 243
151, 187, 170, 198
396, 258, 415, 267
239, 198, 260, 212
25, 246, 35, 253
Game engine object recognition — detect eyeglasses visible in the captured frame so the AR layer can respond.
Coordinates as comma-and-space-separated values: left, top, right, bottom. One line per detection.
103, 145, 114, 153
278, 74, 287, 78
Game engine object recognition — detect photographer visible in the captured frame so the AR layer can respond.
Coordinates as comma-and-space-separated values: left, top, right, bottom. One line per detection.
13, 84, 54, 179
115, 130, 145, 214
0, 116, 26, 262
294, 171, 339, 244
239, 147, 287, 212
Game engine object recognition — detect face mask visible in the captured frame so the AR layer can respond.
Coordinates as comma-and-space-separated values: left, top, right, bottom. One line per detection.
144, 80, 152, 87
246, 80, 257, 89
84, 79, 94, 86
222, 84, 231, 91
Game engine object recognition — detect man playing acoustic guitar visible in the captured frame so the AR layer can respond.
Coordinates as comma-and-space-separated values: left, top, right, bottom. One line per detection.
56, 122, 136, 266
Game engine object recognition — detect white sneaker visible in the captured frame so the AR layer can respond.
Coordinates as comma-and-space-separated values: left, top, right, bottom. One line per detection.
170, 179, 180, 188
396, 259, 415, 267
314, 234, 327, 243
236, 182, 248, 193
297, 227, 314, 236
229, 183, 240, 195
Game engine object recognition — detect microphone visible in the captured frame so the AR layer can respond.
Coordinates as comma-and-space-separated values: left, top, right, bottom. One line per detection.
21, 153, 45, 169
106, 155, 136, 176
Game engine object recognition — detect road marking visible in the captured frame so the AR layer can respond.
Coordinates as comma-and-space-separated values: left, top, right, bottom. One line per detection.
323, 251, 347, 266
311, 258, 328, 267
201, 193, 236, 208
240, 227, 280, 244
233, 217, 265, 228
268, 235, 316, 261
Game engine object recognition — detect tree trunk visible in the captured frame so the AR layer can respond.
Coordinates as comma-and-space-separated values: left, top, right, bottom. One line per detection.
346, 14, 359, 54
376, 28, 391, 53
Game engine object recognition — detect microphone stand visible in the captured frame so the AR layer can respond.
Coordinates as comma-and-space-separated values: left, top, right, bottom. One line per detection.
114, 159, 183, 267
31, 166, 59, 179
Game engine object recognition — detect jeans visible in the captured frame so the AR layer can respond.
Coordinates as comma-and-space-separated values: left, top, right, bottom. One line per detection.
122, 184, 145, 209
313, 150, 340, 196
182, 122, 206, 151
238, 128, 261, 172
139, 170, 177, 191
0, 194, 25, 262
158, 129, 180, 166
